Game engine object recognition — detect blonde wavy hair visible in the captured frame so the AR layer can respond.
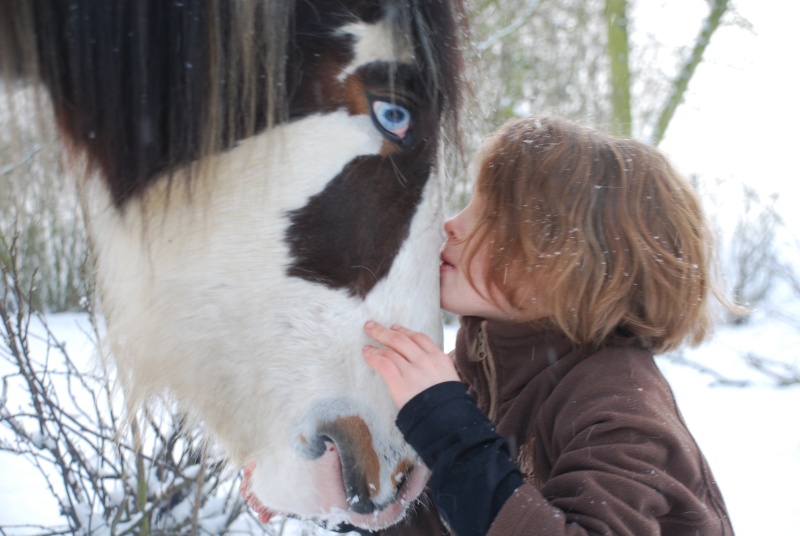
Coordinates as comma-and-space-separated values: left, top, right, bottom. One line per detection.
463, 116, 735, 354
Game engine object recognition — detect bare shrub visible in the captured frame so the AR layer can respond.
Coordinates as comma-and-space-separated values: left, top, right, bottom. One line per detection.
724, 187, 781, 324
0, 86, 87, 312
1, 233, 311, 535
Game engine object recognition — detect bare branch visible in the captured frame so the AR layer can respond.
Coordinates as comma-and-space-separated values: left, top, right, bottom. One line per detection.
660, 350, 751, 388
651, 0, 730, 145
476, 0, 543, 53
743, 353, 800, 387
1, 230, 267, 534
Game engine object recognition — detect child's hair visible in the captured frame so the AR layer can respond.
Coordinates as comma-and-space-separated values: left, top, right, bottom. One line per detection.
464, 116, 734, 354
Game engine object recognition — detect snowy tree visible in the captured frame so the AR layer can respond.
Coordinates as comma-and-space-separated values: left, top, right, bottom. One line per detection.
466, 0, 733, 141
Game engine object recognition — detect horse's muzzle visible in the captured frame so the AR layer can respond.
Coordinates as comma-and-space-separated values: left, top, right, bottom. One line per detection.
307, 415, 415, 514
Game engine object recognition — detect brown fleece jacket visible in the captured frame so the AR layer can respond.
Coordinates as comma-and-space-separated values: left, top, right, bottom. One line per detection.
378, 316, 733, 536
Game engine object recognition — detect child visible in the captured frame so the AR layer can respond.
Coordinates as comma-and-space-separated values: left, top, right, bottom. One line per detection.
362, 116, 735, 536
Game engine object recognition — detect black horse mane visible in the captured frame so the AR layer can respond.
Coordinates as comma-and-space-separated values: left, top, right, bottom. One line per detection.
0, 0, 465, 207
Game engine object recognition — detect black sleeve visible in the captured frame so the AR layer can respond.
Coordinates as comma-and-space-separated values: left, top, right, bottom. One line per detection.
396, 382, 524, 536
319, 520, 376, 535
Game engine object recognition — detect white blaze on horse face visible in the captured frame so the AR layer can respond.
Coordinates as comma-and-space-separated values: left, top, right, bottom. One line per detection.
337, 19, 415, 81
86, 101, 443, 527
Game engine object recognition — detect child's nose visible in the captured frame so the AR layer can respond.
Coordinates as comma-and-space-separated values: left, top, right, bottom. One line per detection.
444, 218, 458, 240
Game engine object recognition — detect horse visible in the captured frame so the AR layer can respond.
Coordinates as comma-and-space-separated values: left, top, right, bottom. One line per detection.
0, 0, 465, 529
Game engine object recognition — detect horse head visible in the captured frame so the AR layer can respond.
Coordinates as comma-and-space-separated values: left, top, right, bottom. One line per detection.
0, 0, 465, 529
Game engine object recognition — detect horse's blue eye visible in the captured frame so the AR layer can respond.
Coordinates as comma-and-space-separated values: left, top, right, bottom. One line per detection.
371, 100, 411, 141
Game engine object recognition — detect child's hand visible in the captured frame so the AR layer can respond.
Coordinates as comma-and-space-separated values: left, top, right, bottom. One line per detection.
363, 321, 460, 409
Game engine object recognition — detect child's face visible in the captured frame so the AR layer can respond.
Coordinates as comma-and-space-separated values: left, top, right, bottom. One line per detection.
440, 193, 512, 321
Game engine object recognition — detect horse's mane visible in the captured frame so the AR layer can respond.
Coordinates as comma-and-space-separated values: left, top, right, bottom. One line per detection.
0, 0, 465, 207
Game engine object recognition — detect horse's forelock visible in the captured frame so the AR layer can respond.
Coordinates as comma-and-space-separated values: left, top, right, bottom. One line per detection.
1, 0, 295, 206
1, 0, 466, 207
396, 0, 467, 147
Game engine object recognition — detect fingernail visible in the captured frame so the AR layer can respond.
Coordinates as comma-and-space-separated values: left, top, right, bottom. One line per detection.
365, 321, 375, 329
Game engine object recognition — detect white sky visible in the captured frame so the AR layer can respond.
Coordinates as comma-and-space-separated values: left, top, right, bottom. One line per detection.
649, 0, 800, 231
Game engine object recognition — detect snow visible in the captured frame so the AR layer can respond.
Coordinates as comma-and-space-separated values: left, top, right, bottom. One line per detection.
4, 312, 797, 534
2, 1, 799, 533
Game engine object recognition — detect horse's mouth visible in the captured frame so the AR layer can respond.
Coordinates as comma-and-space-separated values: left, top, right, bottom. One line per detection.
240, 457, 429, 529
240, 461, 275, 524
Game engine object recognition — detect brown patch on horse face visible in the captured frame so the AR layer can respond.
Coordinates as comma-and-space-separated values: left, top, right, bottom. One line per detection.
339, 71, 403, 154
286, 18, 356, 119
316, 415, 384, 512
342, 73, 371, 116
285, 58, 439, 298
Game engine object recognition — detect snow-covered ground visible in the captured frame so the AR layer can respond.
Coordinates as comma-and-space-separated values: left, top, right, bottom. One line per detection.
2, 310, 799, 535
648, 324, 800, 536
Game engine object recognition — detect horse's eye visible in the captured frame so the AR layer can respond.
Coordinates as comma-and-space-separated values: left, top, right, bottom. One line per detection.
371, 100, 411, 141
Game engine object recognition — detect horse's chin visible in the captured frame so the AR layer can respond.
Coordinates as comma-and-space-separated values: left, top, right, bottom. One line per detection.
343, 462, 431, 530
240, 459, 430, 530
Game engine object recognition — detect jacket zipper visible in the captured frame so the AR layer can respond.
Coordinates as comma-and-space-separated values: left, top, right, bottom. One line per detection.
475, 322, 499, 422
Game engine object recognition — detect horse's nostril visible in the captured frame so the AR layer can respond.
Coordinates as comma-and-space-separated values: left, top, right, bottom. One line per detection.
312, 416, 383, 512
301, 432, 335, 459
347, 494, 377, 514
391, 458, 415, 493
305, 414, 419, 514
320, 434, 337, 453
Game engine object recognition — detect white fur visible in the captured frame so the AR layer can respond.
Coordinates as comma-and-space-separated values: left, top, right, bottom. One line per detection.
337, 20, 415, 81
84, 106, 444, 525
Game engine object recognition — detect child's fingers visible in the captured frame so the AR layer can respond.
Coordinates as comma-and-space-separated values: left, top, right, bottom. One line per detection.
363, 345, 405, 377
364, 321, 425, 361
390, 324, 443, 355
363, 346, 410, 406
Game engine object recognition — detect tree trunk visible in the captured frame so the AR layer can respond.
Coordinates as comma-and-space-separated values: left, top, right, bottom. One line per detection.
605, 0, 632, 137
